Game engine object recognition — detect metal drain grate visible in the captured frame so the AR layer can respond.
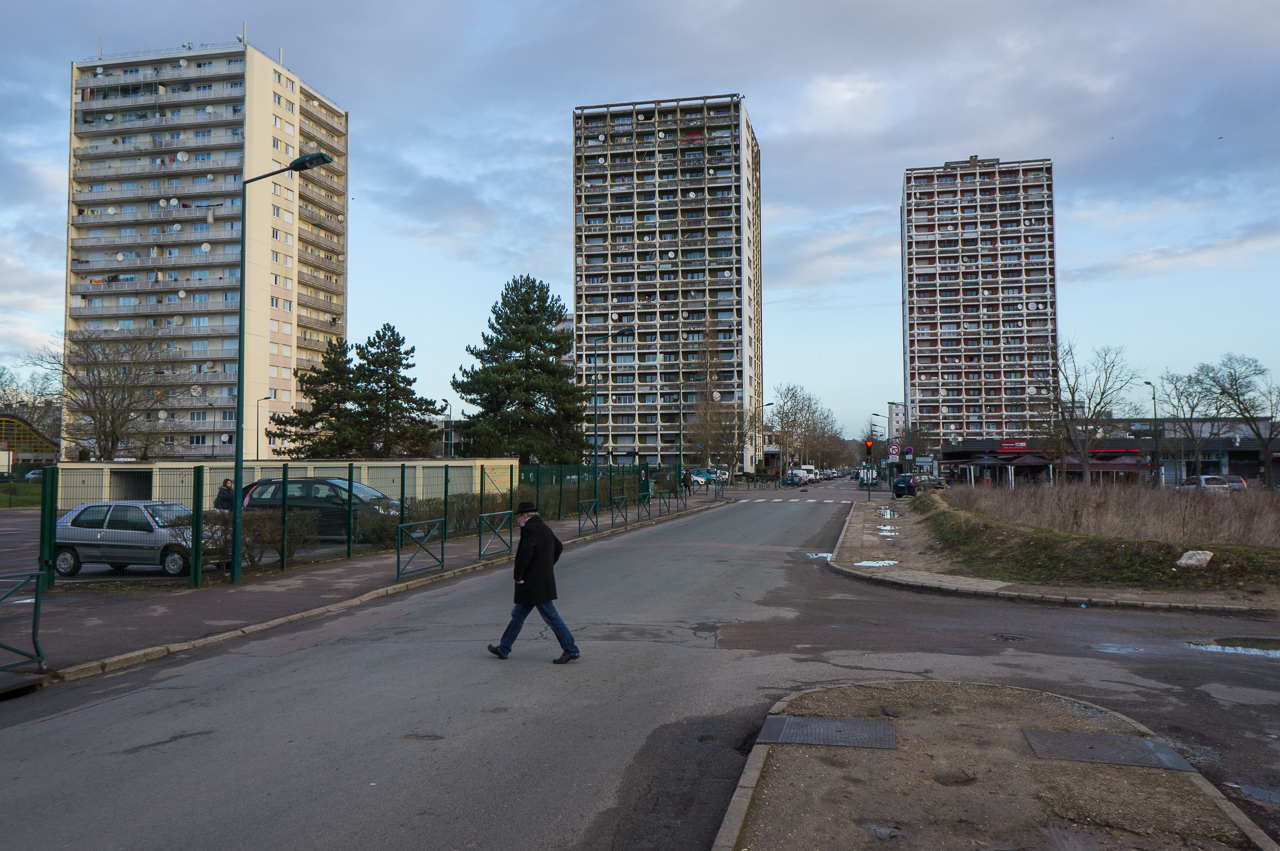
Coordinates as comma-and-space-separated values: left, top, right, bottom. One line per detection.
1022, 730, 1193, 771
756, 716, 896, 749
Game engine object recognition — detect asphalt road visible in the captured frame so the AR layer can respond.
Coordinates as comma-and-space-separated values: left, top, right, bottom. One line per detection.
0, 508, 40, 574
3, 483, 1279, 850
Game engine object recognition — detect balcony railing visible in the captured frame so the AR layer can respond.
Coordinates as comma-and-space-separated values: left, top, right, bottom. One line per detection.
76, 88, 244, 112
297, 292, 342, 312
73, 183, 236, 204
297, 250, 343, 275
72, 252, 238, 272
71, 275, 240, 294
298, 98, 346, 138
71, 230, 239, 248
73, 156, 244, 181
296, 270, 343, 294
74, 111, 244, 137
298, 124, 346, 156
71, 205, 239, 227
74, 135, 242, 159
297, 205, 345, 233
297, 228, 344, 254
70, 300, 236, 317
299, 183, 344, 215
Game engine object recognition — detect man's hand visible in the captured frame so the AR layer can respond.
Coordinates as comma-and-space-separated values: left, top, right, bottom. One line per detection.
516, 580, 524, 584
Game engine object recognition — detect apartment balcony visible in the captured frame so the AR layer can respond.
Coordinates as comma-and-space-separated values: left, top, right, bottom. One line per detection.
71, 275, 240, 295
74, 110, 244, 138
76, 88, 245, 114
72, 206, 239, 230
297, 292, 342, 312
69, 301, 237, 321
299, 183, 344, 216
73, 135, 242, 160
71, 230, 239, 251
68, 324, 234, 340
296, 334, 330, 351
72, 182, 236, 205
298, 120, 346, 155
300, 169, 345, 198
296, 270, 344, 295
298, 98, 346, 138
75, 58, 247, 89
73, 155, 244, 182
297, 205, 345, 234
72, 251, 238, 272
298, 229, 345, 255
297, 313, 342, 333
298, 250, 344, 275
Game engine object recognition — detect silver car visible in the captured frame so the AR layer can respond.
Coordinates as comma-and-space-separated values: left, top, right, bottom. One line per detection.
1175, 475, 1230, 494
55, 501, 194, 577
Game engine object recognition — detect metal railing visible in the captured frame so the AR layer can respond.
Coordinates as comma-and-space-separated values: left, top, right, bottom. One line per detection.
0, 572, 45, 672
396, 519, 444, 580
635, 492, 651, 521
610, 495, 628, 527
578, 499, 598, 535
478, 511, 512, 558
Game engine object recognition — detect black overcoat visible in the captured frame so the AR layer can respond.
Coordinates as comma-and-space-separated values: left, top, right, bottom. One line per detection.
513, 515, 563, 606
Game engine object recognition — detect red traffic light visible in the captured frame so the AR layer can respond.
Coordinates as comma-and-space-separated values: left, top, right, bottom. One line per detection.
864, 440, 874, 448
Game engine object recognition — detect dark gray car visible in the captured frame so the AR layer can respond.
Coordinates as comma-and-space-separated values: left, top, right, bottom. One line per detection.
55, 501, 194, 577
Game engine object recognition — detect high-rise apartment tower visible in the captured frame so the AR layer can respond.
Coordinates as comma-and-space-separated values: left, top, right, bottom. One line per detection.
66, 40, 348, 459
901, 156, 1058, 446
572, 94, 763, 469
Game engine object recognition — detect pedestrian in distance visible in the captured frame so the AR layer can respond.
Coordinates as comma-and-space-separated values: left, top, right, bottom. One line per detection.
213, 478, 234, 511
488, 502, 581, 664
682, 468, 692, 496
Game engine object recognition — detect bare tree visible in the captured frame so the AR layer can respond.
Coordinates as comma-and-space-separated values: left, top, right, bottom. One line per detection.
1029, 342, 1141, 484
0, 366, 61, 440
1202, 353, 1280, 486
30, 329, 185, 461
768, 383, 818, 471
1158, 365, 1229, 481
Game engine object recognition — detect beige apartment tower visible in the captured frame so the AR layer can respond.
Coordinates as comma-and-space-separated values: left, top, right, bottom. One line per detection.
901, 156, 1058, 446
572, 94, 764, 469
66, 40, 348, 460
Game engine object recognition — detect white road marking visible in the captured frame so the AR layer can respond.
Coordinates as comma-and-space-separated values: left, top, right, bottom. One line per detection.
754, 499, 766, 502
788, 499, 799, 502
823, 499, 833, 503
806, 499, 816, 503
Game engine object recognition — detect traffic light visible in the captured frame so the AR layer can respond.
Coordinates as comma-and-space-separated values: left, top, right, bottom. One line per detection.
864, 439, 874, 460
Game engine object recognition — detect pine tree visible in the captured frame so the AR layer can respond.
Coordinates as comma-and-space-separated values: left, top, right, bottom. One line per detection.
452, 275, 587, 464
351, 323, 444, 457
266, 339, 360, 458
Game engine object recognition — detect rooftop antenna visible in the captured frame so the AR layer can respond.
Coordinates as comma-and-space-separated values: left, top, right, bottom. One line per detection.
279, 47, 283, 65
98, 37, 103, 60
241, 22, 247, 44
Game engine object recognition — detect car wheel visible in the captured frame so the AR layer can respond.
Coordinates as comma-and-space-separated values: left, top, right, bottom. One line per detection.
110, 563, 130, 573
54, 547, 82, 577
160, 547, 189, 577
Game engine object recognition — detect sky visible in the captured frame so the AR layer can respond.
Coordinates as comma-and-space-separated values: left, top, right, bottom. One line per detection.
3, 0, 1278, 437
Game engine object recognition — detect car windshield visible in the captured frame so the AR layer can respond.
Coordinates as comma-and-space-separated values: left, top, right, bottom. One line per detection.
328, 480, 389, 502
146, 503, 192, 527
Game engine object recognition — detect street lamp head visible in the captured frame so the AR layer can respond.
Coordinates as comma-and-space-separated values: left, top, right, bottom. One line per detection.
288, 152, 333, 172
1143, 380, 1153, 387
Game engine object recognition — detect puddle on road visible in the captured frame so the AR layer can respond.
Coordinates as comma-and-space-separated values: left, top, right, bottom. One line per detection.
1187, 637, 1280, 659
805, 553, 833, 561
853, 560, 899, 567
876, 507, 900, 519
1089, 644, 1147, 654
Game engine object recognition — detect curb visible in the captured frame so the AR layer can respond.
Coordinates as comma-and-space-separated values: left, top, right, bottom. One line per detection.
49, 499, 726, 684
827, 501, 1265, 615
711, 681, 1280, 851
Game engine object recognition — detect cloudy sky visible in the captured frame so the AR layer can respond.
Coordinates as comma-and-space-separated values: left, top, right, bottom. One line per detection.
3, 1, 1278, 435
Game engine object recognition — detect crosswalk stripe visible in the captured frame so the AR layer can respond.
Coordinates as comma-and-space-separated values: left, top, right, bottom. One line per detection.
772, 499, 783, 502
823, 499, 833, 503
841, 500, 851, 504
788, 499, 799, 502
754, 498, 766, 502
806, 499, 816, 503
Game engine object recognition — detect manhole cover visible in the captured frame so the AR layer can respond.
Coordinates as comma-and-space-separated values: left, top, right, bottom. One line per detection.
991, 633, 1032, 643
1022, 730, 1192, 770
756, 716, 895, 749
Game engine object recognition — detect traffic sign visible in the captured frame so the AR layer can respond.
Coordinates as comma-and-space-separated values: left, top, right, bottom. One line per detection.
887, 443, 900, 458
904, 446, 914, 456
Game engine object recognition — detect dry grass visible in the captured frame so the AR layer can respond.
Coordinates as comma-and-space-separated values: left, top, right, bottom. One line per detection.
946, 484, 1280, 549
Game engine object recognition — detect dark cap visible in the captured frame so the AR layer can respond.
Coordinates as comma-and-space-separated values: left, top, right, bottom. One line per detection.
516, 502, 538, 515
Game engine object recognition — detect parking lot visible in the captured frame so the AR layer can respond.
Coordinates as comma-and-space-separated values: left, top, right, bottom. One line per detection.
0, 510, 40, 574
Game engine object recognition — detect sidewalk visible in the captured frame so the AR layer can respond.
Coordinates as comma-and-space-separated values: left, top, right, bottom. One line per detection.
713, 680, 1279, 850
3, 493, 724, 683
828, 499, 1276, 614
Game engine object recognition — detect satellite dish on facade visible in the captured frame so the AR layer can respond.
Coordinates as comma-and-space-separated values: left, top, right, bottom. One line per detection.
179, 58, 188, 67
204, 106, 213, 114
172, 223, 182, 232
157, 410, 167, 420
206, 174, 214, 181
169, 198, 179, 206
173, 315, 184, 326
597, 157, 605, 164
657, 131, 665, 139
104, 114, 114, 121
723, 270, 732, 278
667, 251, 676, 259
176, 151, 190, 162
158, 199, 168, 208
204, 361, 214, 370
611, 313, 619, 320
106, 206, 117, 215
688, 192, 696, 198
95, 66, 104, 74
712, 391, 722, 402
200, 243, 211, 252
338, 254, 345, 261
115, 252, 125, 261
178, 290, 187, 298
189, 385, 201, 397
598, 134, 605, 141
337, 214, 344, 222
220, 434, 230, 443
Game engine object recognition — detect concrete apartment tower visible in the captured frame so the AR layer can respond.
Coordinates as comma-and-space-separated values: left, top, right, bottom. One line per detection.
66, 39, 348, 460
900, 156, 1058, 447
572, 94, 764, 470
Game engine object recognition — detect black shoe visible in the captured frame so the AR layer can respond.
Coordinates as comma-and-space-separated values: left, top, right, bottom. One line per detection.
552, 652, 580, 664
488, 644, 508, 660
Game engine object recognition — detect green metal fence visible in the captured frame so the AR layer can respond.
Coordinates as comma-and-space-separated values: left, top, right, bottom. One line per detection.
0, 571, 44, 672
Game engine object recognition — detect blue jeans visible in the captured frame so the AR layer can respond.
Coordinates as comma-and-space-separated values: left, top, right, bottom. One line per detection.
497, 602, 579, 656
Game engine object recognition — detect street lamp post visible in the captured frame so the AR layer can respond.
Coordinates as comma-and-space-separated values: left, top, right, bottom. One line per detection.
755, 401, 773, 482
255, 395, 271, 461
1143, 380, 1160, 487
231, 152, 333, 584
586, 329, 632, 511
441, 400, 452, 459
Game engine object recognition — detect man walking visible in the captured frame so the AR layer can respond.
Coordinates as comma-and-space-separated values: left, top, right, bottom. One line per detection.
488, 502, 580, 664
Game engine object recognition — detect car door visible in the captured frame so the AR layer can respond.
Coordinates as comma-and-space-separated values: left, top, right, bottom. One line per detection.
63, 504, 110, 562
103, 505, 160, 566
309, 482, 348, 538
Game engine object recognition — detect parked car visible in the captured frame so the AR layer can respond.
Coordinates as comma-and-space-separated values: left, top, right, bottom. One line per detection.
55, 500, 195, 577
24, 469, 44, 483
892, 474, 943, 498
1175, 475, 1231, 494
242, 477, 399, 540
1222, 475, 1247, 493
